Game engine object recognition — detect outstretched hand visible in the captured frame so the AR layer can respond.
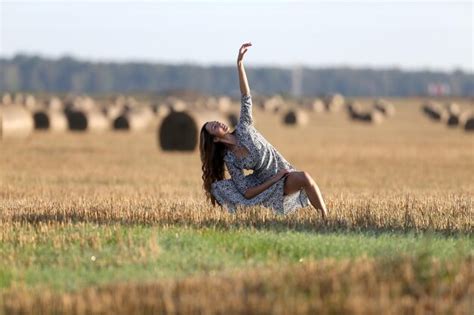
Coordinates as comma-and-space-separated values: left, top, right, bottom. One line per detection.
237, 42, 252, 63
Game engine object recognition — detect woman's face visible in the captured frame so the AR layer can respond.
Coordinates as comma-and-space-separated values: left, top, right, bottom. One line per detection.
205, 121, 229, 138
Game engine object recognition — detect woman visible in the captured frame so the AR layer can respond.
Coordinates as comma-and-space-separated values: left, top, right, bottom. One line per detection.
199, 42, 329, 219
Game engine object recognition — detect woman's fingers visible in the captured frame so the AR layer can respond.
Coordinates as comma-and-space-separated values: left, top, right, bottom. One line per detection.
239, 43, 252, 51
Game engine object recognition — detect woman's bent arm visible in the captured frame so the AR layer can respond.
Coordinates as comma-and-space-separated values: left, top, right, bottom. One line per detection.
244, 171, 288, 199
244, 177, 276, 199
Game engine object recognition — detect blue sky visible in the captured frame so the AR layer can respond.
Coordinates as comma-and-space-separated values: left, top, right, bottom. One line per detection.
0, 0, 472, 71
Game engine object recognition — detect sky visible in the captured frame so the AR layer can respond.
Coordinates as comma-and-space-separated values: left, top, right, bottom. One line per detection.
0, 0, 472, 71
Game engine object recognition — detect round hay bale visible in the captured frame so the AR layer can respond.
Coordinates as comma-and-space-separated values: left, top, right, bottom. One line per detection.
282, 109, 309, 126
33, 110, 68, 132
346, 101, 363, 119
169, 100, 188, 112
113, 107, 153, 131
445, 102, 461, 115
446, 113, 461, 127
2, 93, 13, 105
154, 104, 171, 118
324, 93, 345, 112
208, 97, 219, 108
66, 110, 110, 132
217, 96, 232, 112
13, 93, 25, 105
422, 101, 449, 122
123, 97, 139, 112
66, 96, 96, 112
458, 111, 472, 126
103, 103, 124, 121
158, 110, 229, 151
226, 112, 239, 128
24, 94, 37, 110
369, 111, 384, 124
351, 110, 384, 124
48, 97, 64, 111
303, 99, 325, 112
373, 98, 395, 117
262, 95, 285, 113
0, 105, 34, 140
464, 117, 474, 132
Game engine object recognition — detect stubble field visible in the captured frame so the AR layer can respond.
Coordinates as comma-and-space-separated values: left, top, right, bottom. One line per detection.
1, 97, 473, 314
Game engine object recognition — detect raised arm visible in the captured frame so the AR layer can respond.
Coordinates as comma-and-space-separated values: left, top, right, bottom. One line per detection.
237, 42, 252, 96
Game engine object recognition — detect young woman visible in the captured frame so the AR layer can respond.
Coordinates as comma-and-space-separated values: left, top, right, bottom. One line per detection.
199, 42, 329, 219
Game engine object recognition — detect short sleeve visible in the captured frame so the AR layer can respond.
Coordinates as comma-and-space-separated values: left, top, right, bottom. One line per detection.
225, 160, 248, 196
239, 94, 253, 127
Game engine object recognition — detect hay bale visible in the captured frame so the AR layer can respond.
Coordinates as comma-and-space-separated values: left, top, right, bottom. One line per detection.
217, 96, 232, 112
464, 117, 474, 132
351, 110, 384, 124
303, 99, 325, 112
422, 101, 449, 122
47, 97, 64, 111
458, 111, 472, 126
446, 113, 462, 127
262, 95, 285, 113
158, 111, 229, 151
33, 110, 68, 132
154, 104, 171, 118
282, 109, 309, 126
13, 93, 25, 105
113, 107, 154, 131
65, 96, 97, 112
65, 110, 110, 132
123, 97, 139, 112
324, 93, 345, 112
168, 99, 188, 112
373, 98, 395, 117
445, 102, 461, 115
24, 94, 37, 110
103, 103, 124, 121
226, 112, 239, 128
346, 101, 363, 119
0, 105, 34, 139
2, 93, 13, 105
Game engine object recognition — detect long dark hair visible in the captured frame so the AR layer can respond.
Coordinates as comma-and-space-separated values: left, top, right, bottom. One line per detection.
199, 122, 231, 206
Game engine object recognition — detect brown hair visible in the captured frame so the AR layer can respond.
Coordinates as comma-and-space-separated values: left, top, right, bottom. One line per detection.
199, 122, 231, 206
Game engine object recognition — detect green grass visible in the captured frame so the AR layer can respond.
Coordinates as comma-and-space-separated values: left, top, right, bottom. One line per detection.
1, 224, 472, 292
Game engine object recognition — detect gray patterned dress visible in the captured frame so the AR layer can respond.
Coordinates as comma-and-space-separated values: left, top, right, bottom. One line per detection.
211, 94, 310, 214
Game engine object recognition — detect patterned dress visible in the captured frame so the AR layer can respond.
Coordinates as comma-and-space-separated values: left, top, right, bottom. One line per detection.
211, 94, 310, 214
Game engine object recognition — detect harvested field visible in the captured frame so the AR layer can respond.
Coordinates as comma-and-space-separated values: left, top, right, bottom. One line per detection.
0, 97, 473, 314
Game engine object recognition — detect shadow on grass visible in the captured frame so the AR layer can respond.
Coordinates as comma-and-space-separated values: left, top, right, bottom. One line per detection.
8, 211, 472, 238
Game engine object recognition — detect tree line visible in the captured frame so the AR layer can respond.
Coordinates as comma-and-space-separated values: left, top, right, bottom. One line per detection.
0, 54, 472, 97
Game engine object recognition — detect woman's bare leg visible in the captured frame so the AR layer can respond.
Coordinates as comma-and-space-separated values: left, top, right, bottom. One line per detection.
284, 171, 329, 219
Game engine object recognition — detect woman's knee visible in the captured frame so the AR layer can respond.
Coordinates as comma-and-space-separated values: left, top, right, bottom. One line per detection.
301, 171, 316, 187
283, 171, 304, 195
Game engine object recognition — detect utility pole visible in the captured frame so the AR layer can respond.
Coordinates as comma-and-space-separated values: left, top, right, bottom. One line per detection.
291, 65, 303, 97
